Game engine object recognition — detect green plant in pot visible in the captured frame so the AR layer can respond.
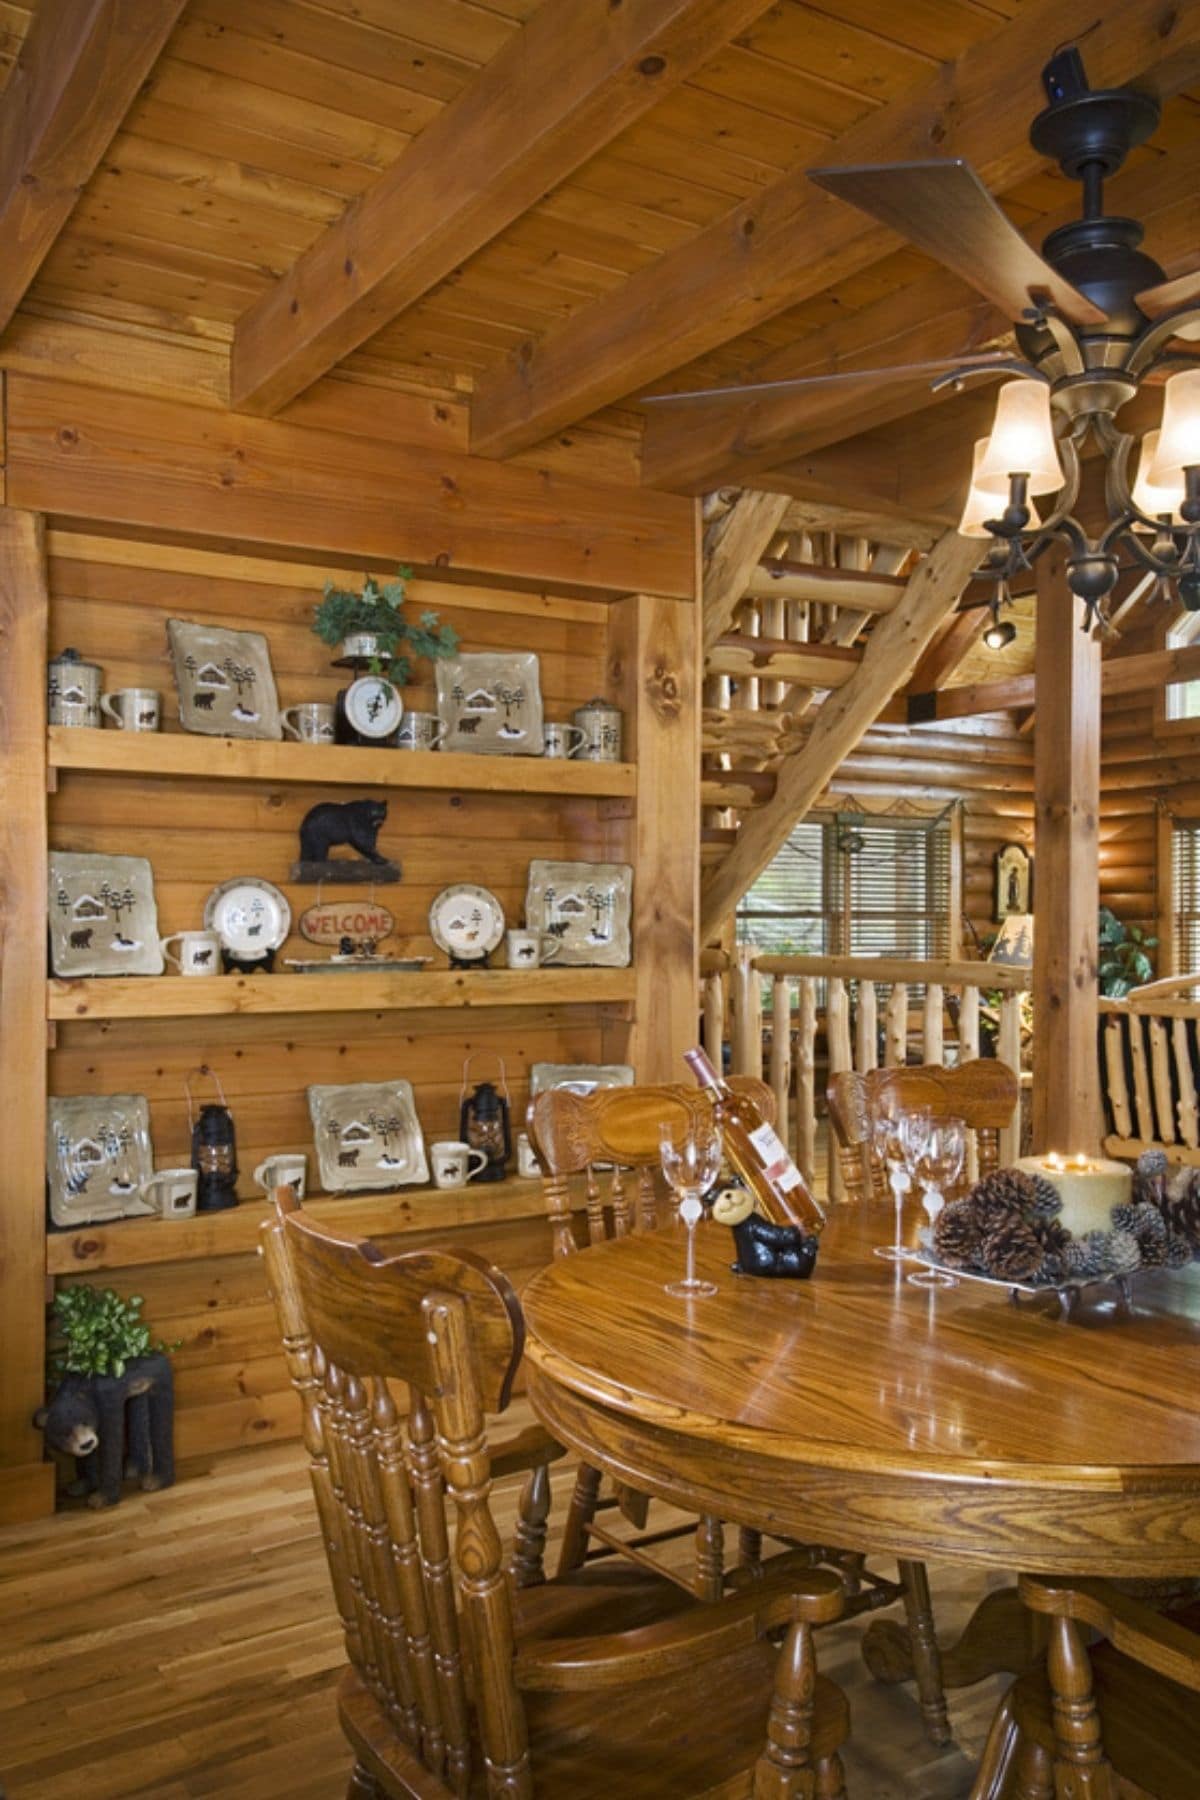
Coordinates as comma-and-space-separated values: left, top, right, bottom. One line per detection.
50, 1287, 174, 1379
312, 566, 459, 679
1098, 905, 1157, 998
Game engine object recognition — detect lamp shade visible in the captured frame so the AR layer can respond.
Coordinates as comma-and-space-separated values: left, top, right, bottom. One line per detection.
975, 380, 1063, 495
1131, 430, 1184, 524
1150, 369, 1200, 481
959, 438, 1043, 538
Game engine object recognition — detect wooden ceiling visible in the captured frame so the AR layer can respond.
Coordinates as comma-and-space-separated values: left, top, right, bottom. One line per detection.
1, 0, 1198, 527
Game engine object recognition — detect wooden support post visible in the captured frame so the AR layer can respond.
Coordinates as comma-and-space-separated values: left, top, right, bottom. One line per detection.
607, 590, 699, 1082
0, 506, 55, 1520
1032, 550, 1102, 1155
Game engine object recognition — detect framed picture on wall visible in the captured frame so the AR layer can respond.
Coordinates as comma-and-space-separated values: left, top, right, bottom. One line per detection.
994, 843, 1032, 921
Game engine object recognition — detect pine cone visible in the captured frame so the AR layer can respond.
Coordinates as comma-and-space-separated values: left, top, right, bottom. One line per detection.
1100, 1228, 1142, 1277
1036, 1249, 1068, 1285
932, 1199, 983, 1269
980, 1219, 1043, 1283
1024, 1175, 1063, 1220
1137, 1232, 1168, 1268
968, 1169, 1037, 1230
1063, 1235, 1107, 1280
1165, 1234, 1194, 1269
1159, 1174, 1200, 1249
1133, 1148, 1169, 1208
1032, 1218, 1070, 1256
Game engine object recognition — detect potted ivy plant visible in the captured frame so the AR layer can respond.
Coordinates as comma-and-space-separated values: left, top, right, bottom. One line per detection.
1098, 905, 1157, 998
311, 566, 459, 678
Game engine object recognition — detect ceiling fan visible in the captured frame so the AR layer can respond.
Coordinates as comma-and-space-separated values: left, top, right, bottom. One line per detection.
642, 49, 1200, 629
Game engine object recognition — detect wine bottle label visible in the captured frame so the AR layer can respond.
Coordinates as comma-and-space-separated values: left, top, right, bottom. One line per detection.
747, 1121, 803, 1193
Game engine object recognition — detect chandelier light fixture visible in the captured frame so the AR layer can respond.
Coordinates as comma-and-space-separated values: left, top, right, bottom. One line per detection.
642, 49, 1200, 631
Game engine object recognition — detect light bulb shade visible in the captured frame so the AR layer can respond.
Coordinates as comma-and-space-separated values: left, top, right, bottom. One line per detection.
975, 380, 1063, 496
959, 438, 1044, 538
1150, 369, 1200, 482
1131, 430, 1184, 525
982, 618, 1018, 650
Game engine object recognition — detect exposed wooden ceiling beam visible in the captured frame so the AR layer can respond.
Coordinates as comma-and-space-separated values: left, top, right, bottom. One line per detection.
0, 0, 186, 336
906, 640, 1200, 724
701, 490, 789, 655
228, 0, 776, 417
700, 529, 979, 937
469, 0, 1200, 460
906, 609, 990, 695
646, 138, 1200, 494
707, 634, 862, 689
745, 561, 907, 610
780, 502, 936, 552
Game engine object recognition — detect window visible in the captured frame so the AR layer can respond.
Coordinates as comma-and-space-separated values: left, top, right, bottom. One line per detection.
1166, 611, 1200, 720
1173, 822, 1200, 971
736, 810, 953, 961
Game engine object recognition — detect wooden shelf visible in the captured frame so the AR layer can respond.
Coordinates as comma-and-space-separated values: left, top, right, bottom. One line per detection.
47, 727, 636, 798
48, 967, 637, 1021
46, 1176, 554, 1275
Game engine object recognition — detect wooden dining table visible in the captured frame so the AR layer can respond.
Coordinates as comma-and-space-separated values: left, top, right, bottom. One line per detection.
521, 1202, 1200, 1720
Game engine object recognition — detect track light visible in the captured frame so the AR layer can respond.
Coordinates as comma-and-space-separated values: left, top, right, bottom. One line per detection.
982, 610, 1018, 651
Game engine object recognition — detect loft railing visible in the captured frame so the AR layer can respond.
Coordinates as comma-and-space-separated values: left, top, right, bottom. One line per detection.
700, 948, 1029, 1195
1101, 975, 1200, 1165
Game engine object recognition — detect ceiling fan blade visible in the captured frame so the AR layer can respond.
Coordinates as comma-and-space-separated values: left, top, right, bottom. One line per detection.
640, 352, 1014, 409
1136, 265, 1200, 331
808, 159, 1108, 329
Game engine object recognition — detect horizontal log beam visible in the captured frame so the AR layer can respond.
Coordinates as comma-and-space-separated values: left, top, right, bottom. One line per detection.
708, 634, 862, 688
4, 375, 695, 600
745, 561, 907, 610
907, 641, 1200, 724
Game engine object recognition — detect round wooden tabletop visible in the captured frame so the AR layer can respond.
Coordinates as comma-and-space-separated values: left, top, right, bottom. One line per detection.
522, 1205, 1200, 1575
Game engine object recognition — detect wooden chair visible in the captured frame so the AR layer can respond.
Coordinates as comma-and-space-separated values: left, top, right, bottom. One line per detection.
971, 1575, 1200, 1799
527, 1079, 775, 1601
826, 1058, 1019, 1207
261, 1189, 851, 1800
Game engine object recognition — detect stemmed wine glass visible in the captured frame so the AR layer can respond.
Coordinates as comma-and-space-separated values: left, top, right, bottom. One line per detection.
906, 1114, 967, 1289
872, 1101, 931, 1262
659, 1117, 722, 1298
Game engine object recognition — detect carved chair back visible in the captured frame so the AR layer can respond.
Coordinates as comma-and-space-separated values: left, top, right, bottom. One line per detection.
529, 1078, 775, 1256
827, 1059, 1019, 1204
261, 1190, 532, 1797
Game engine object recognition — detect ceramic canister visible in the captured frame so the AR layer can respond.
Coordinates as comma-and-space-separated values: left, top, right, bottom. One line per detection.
48, 649, 102, 729
571, 697, 623, 762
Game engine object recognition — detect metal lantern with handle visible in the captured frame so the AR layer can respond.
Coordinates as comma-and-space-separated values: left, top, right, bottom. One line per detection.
186, 1065, 239, 1212
458, 1053, 511, 1183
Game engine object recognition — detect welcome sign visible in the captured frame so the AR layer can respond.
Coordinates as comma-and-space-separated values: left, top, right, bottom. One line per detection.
299, 900, 396, 947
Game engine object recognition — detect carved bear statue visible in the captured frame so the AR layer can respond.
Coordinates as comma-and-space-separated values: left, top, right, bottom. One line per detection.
298, 798, 390, 866
35, 1353, 175, 1508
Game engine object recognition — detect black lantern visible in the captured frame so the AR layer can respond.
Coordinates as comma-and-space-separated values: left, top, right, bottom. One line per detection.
459, 1055, 511, 1184
186, 1066, 239, 1212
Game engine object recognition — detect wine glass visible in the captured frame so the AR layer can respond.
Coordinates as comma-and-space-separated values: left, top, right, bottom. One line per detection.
907, 1115, 967, 1289
659, 1117, 722, 1298
872, 1101, 931, 1262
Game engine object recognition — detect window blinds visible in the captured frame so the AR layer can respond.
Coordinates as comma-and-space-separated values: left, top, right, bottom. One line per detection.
1173, 822, 1200, 971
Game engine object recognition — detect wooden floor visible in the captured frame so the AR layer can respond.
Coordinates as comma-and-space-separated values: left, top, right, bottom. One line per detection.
0, 1422, 1010, 1799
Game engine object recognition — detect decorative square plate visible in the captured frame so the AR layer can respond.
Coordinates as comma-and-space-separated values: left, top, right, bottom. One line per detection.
525, 860, 633, 966
47, 1094, 155, 1227
436, 652, 542, 756
308, 1080, 430, 1192
168, 619, 282, 739
49, 852, 164, 976
530, 1064, 635, 1096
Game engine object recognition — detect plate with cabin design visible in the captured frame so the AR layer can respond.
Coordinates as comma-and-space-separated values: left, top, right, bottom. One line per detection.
308, 1080, 429, 1192
529, 1064, 635, 1096
428, 883, 505, 962
168, 619, 282, 740
525, 860, 632, 967
48, 852, 164, 977
436, 652, 542, 756
47, 1093, 155, 1228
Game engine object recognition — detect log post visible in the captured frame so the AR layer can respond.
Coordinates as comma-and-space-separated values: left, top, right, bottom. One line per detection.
1032, 550, 1102, 1154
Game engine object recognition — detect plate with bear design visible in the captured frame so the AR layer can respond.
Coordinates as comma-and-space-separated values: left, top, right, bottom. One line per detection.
428, 884, 505, 961
204, 878, 291, 956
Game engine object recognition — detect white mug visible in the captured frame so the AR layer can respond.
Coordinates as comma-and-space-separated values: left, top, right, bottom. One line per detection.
430, 1140, 488, 1189
140, 1168, 198, 1219
506, 928, 543, 968
282, 702, 335, 744
161, 930, 222, 976
101, 688, 161, 732
253, 1153, 307, 1198
396, 710, 447, 751
542, 721, 587, 759
516, 1132, 542, 1180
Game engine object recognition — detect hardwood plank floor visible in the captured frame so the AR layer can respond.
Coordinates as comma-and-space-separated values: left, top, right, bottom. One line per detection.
0, 1418, 1009, 1797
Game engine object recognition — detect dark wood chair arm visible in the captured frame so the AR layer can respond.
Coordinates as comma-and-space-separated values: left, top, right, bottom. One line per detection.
514, 1567, 843, 1691
1019, 1575, 1200, 1694
490, 1423, 568, 1480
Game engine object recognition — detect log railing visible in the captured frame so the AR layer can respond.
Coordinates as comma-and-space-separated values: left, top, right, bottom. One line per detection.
700, 948, 1030, 1195
1101, 975, 1200, 1165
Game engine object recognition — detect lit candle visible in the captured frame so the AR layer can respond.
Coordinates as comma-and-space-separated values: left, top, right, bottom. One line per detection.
1014, 1151, 1131, 1237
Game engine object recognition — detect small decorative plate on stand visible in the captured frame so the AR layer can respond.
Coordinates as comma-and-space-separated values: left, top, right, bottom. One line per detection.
428, 883, 505, 966
204, 877, 291, 969
343, 675, 403, 740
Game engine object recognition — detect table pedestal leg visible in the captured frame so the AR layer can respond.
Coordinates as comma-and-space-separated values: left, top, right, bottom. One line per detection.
864, 1584, 1039, 1697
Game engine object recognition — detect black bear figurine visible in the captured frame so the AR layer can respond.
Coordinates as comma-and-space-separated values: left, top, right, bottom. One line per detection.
35, 1353, 175, 1508
293, 798, 400, 883
710, 1184, 820, 1279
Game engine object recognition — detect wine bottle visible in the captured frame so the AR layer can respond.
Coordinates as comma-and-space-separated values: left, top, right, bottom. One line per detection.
683, 1045, 826, 1234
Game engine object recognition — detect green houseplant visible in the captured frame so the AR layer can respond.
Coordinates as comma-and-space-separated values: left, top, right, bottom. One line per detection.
50, 1287, 174, 1380
311, 566, 459, 680
1098, 905, 1156, 998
